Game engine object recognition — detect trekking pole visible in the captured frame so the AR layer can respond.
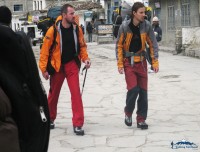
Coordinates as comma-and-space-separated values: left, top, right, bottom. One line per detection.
81, 66, 87, 96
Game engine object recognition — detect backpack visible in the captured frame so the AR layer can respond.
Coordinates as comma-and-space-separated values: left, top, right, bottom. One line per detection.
46, 25, 57, 75
37, 18, 52, 36
37, 6, 61, 37
113, 14, 122, 38
113, 6, 152, 39
47, 6, 61, 21
0, 27, 50, 152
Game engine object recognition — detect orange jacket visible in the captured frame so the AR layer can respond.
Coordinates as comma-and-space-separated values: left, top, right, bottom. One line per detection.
116, 20, 159, 69
39, 15, 89, 73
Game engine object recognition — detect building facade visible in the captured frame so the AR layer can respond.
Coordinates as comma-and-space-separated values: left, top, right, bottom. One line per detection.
0, 0, 103, 31
149, 0, 200, 52
0, 0, 46, 31
102, 0, 200, 55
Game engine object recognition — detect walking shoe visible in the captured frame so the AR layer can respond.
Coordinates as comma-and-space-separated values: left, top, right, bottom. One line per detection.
125, 114, 132, 126
137, 121, 148, 129
50, 121, 55, 129
73, 126, 84, 136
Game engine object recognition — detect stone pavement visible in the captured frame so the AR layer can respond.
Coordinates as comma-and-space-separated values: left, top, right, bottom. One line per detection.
33, 43, 200, 152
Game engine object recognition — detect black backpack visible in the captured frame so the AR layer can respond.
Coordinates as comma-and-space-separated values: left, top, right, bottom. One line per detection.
0, 25, 50, 152
47, 6, 61, 20
113, 14, 122, 38
38, 6, 61, 37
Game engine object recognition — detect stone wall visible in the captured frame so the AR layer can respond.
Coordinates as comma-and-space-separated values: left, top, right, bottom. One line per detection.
182, 27, 200, 58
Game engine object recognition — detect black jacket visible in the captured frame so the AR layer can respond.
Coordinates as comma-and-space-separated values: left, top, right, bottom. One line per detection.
86, 23, 93, 33
153, 24, 162, 42
0, 24, 50, 152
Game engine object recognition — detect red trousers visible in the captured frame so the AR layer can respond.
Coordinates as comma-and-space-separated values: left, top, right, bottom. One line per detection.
48, 60, 84, 127
124, 59, 148, 123
124, 59, 148, 91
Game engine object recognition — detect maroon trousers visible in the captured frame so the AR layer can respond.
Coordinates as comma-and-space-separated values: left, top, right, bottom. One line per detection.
124, 59, 148, 123
48, 60, 84, 127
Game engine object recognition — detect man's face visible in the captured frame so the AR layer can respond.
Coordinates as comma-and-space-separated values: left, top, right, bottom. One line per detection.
63, 7, 75, 24
133, 7, 146, 22
153, 21, 159, 25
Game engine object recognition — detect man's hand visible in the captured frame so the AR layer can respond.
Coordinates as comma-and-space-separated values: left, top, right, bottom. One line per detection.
42, 71, 49, 80
84, 60, 91, 69
118, 67, 124, 74
153, 67, 159, 73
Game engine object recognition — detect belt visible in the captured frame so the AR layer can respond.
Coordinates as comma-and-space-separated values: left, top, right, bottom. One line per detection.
123, 51, 145, 66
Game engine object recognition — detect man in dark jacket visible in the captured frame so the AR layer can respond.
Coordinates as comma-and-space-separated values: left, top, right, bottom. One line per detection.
86, 22, 93, 42
80, 24, 85, 34
0, 6, 21, 152
152, 16, 162, 42
0, 6, 50, 152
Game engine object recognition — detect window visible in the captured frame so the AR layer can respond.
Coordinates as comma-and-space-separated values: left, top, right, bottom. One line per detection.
37, 1, 39, 10
167, 0, 175, 30
34, 1, 37, 10
17, 23, 20, 31
114, 2, 118, 7
154, 0, 161, 8
14, 23, 16, 31
155, 2, 161, 8
14, 4, 23, 11
181, 0, 190, 26
153, 0, 161, 21
40, 1, 43, 10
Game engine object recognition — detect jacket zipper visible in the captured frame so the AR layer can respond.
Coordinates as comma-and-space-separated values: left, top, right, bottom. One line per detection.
40, 106, 47, 122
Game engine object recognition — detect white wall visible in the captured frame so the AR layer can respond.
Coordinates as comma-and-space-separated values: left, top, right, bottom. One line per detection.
11, 16, 23, 31
33, 0, 46, 10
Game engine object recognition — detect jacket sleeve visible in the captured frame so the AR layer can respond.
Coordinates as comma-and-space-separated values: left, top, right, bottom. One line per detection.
146, 22, 159, 68
157, 27, 162, 42
115, 24, 125, 68
78, 26, 89, 62
39, 26, 54, 73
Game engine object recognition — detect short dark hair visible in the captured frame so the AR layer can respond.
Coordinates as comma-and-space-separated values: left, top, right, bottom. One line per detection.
132, 2, 145, 13
61, 4, 74, 14
0, 6, 12, 25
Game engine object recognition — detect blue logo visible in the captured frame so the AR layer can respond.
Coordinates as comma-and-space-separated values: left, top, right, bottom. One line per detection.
171, 139, 198, 149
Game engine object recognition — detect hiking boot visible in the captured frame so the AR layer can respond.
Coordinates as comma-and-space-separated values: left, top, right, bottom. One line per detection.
137, 121, 148, 130
50, 121, 55, 129
125, 114, 132, 126
73, 126, 84, 136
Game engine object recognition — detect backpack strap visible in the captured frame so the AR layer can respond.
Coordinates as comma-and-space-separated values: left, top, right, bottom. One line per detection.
113, 15, 122, 38
48, 25, 57, 60
74, 25, 81, 69
122, 23, 127, 45
73, 25, 78, 54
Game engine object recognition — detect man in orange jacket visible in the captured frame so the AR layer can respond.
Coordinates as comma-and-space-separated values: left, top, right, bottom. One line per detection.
39, 4, 91, 135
